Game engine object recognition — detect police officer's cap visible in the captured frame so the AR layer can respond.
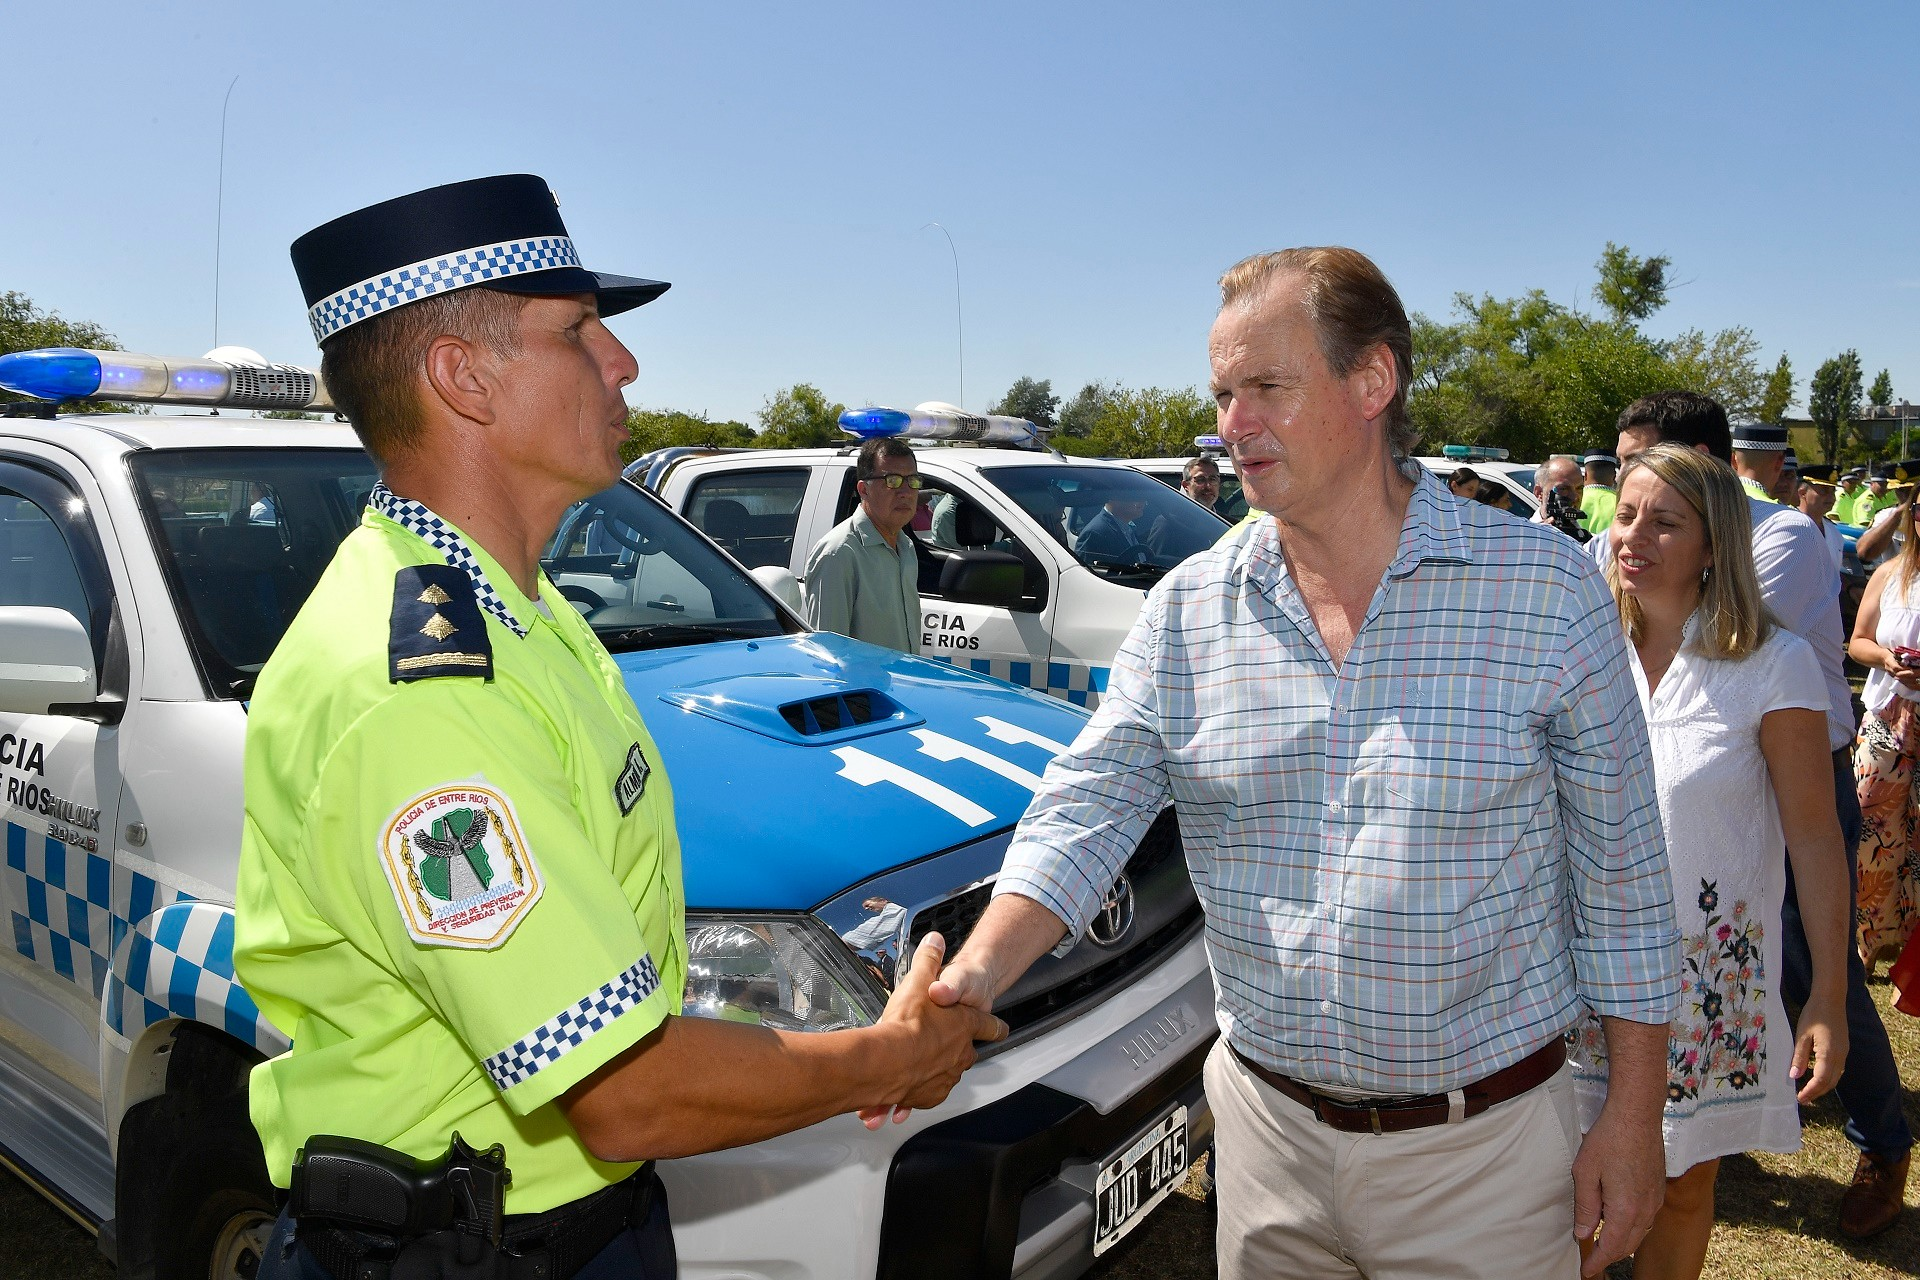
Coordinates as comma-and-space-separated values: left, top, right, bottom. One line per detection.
1729, 422, 1790, 452
1799, 464, 1836, 488
291, 174, 669, 345
1581, 449, 1617, 467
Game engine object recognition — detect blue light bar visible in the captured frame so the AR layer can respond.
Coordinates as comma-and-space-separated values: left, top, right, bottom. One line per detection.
1441, 444, 1510, 461
837, 407, 914, 438
0, 348, 102, 401
1193, 434, 1224, 451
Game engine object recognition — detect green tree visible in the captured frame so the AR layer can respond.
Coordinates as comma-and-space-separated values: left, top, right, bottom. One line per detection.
0, 290, 126, 411
1056, 382, 1112, 439
1758, 354, 1794, 424
1078, 386, 1217, 458
620, 407, 755, 466
1808, 350, 1863, 465
754, 384, 844, 449
1592, 242, 1672, 324
988, 376, 1060, 430
1870, 368, 1894, 407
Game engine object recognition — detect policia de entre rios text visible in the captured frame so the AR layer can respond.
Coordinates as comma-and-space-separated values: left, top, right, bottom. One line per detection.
233, 174, 1005, 1279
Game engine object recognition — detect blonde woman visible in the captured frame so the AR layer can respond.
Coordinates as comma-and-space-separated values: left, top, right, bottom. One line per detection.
1847, 494, 1920, 976
1570, 443, 1852, 1279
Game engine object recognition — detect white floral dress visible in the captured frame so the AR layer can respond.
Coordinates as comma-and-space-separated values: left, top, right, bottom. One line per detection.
1569, 622, 1825, 1177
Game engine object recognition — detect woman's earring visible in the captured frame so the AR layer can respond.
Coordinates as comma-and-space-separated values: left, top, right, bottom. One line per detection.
1700, 566, 1711, 588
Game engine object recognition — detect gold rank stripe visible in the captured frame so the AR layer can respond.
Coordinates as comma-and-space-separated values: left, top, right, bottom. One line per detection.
394, 652, 491, 672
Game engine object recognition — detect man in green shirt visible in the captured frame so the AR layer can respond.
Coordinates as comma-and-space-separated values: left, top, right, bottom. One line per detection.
1731, 422, 1790, 503
1579, 450, 1618, 536
238, 176, 1000, 1280
1859, 468, 1899, 525
803, 437, 924, 652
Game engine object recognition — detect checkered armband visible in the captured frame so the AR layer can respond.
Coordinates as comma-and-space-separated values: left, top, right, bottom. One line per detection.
481, 953, 661, 1091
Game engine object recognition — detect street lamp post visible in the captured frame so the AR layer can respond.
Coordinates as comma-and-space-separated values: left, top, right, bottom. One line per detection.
921, 222, 963, 410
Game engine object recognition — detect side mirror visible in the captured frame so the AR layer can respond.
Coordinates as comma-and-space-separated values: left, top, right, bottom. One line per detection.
938, 550, 1027, 608
0, 607, 98, 714
750, 565, 804, 615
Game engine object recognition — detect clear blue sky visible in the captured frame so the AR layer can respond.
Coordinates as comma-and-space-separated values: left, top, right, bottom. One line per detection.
6, 1, 1915, 427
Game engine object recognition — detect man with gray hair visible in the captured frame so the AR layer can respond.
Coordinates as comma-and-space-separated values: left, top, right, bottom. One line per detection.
895, 246, 1680, 1278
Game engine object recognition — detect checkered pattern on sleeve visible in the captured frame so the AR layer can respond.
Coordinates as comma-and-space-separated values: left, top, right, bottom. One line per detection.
370, 483, 527, 637
307, 236, 581, 342
481, 953, 661, 1091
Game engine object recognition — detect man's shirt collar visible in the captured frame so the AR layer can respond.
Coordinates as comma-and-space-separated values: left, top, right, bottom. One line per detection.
1240, 467, 1471, 594
369, 482, 530, 638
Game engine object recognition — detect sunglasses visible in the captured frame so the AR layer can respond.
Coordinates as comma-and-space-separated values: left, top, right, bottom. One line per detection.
863, 473, 925, 491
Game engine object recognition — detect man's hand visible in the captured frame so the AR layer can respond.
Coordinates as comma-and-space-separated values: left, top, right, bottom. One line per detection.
1571, 1101, 1667, 1276
858, 933, 1006, 1130
1790, 991, 1849, 1104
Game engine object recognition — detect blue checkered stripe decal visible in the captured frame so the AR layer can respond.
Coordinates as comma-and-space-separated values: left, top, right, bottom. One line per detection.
307, 236, 581, 342
482, 953, 661, 1091
3, 819, 284, 1055
936, 656, 1109, 708
103, 900, 287, 1056
371, 483, 526, 637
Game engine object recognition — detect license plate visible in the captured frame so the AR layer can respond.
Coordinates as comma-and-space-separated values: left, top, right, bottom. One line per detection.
1092, 1104, 1189, 1256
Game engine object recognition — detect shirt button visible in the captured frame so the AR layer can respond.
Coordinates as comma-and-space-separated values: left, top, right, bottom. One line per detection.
1327, 800, 1343, 814
1320, 1000, 1333, 1012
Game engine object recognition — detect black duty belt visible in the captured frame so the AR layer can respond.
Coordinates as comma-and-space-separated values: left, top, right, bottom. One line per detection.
299, 1166, 654, 1280
1231, 1038, 1566, 1135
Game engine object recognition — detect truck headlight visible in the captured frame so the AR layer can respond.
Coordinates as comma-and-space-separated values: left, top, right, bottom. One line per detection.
682, 913, 886, 1031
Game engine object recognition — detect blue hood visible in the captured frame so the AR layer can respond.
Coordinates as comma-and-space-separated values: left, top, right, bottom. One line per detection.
613, 633, 1091, 909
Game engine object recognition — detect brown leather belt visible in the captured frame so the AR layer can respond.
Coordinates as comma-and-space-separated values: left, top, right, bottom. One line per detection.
1231, 1038, 1566, 1135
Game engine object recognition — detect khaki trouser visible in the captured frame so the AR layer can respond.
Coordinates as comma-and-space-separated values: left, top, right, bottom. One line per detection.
1207, 1039, 1582, 1280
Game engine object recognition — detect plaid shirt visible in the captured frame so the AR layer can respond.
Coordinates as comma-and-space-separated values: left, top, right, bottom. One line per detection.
996, 472, 1679, 1096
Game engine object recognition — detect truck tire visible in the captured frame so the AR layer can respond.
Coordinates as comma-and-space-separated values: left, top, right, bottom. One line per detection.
151, 1109, 277, 1280
116, 1026, 275, 1280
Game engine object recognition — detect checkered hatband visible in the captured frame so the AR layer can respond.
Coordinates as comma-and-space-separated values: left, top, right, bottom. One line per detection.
371, 483, 527, 637
482, 953, 661, 1090
307, 235, 582, 343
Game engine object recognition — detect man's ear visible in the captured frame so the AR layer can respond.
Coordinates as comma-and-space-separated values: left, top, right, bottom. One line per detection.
1352, 341, 1398, 423
421, 333, 499, 426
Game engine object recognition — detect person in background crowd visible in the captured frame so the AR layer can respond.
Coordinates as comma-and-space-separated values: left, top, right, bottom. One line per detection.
1180, 455, 1233, 517
1581, 450, 1619, 536
1448, 464, 1482, 500
1859, 468, 1897, 526
1856, 473, 1916, 569
1609, 391, 1912, 1239
917, 246, 1680, 1280
803, 437, 924, 653
1846, 496, 1920, 983
1476, 478, 1518, 512
1534, 455, 1591, 541
1730, 423, 1790, 504
1797, 466, 1845, 575
1576, 442, 1850, 1280
1839, 469, 1868, 523
1773, 449, 1802, 506
1075, 494, 1152, 562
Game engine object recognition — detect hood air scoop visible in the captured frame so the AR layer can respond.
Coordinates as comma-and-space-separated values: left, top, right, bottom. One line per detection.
659, 673, 922, 745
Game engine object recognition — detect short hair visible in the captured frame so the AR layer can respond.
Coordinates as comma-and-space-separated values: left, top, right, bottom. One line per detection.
1535, 456, 1581, 492
1217, 247, 1417, 461
1182, 456, 1220, 484
1584, 458, 1618, 484
1608, 443, 1771, 660
1615, 391, 1732, 464
320, 287, 527, 462
855, 436, 915, 479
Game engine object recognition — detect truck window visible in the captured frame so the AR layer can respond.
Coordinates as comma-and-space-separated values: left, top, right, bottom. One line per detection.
685, 470, 808, 570
131, 449, 379, 699
0, 492, 90, 627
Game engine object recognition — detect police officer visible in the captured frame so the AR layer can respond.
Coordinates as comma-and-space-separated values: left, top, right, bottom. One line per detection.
235, 175, 1003, 1279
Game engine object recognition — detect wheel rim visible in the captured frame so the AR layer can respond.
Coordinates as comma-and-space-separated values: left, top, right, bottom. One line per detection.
207, 1208, 276, 1280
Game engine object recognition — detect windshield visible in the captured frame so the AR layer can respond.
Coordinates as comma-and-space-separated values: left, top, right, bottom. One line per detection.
981, 464, 1227, 584
133, 450, 794, 699
541, 481, 794, 653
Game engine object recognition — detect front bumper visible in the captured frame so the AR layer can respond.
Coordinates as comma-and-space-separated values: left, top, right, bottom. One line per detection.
659, 930, 1214, 1280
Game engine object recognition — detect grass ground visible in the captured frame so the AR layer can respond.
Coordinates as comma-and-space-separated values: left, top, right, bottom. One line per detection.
4, 980, 1914, 1278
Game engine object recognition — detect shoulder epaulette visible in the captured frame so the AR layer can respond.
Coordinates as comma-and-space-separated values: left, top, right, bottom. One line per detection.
389, 564, 494, 683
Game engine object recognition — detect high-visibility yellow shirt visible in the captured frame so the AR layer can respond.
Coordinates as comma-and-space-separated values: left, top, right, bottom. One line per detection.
1580, 486, 1618, 536
235, 494, 684, 1213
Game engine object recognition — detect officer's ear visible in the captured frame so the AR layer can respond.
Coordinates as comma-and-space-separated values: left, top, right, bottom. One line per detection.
421, 333, 501, 428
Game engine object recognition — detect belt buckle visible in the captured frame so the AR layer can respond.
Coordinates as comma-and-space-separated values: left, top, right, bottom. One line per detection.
1368, 1104, 1383, 1136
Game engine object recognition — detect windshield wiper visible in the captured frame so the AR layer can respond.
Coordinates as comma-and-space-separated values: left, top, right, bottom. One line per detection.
596, 621, 778, 653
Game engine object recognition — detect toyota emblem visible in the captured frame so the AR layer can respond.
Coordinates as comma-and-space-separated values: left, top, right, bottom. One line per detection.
1087, 875, 1136, 947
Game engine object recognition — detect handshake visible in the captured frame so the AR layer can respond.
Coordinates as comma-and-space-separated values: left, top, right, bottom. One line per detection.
856, 931, 1009, 1128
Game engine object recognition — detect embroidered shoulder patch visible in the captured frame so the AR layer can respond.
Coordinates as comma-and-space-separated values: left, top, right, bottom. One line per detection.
379, 784, 543, 948
614, 743, 650, 815
390, 564, 494, 683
